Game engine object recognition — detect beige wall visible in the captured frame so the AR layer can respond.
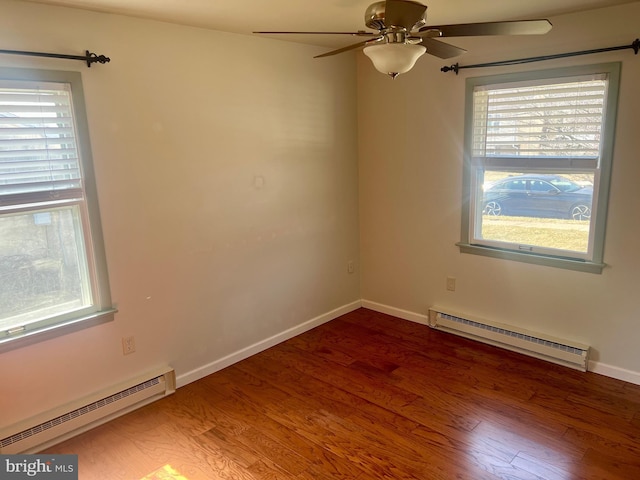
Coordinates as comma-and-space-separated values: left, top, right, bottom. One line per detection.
0, 0, 360, 425
358, 3, 640, 379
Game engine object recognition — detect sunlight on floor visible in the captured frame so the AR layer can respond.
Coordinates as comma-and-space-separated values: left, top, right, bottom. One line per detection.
140, 464, 190, 480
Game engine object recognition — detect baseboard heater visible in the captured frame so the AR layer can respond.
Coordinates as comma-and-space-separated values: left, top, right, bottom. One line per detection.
0, 366, 175, 454
428, 307, 589, 372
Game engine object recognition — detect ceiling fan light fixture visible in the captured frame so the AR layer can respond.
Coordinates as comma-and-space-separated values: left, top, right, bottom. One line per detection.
363, 43, 426, 78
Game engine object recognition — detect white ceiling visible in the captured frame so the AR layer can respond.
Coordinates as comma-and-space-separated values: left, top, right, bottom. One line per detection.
21, 0, 640, 48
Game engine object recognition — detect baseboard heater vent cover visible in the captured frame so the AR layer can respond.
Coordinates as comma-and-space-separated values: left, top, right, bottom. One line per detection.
428, 307, 589, 371
0, 366, 175, 454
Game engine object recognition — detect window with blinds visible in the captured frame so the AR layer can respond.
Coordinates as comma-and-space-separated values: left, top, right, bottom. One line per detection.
460, 63, 620, 272
0, 69, 115, 350
0, 82, 83, 200
472, 75, 606, 160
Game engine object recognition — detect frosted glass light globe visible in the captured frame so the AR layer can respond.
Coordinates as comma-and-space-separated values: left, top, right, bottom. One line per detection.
363, 43, 427, 78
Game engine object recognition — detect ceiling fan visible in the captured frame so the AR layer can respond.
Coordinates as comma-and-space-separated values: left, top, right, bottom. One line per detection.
254, 0, 552, 78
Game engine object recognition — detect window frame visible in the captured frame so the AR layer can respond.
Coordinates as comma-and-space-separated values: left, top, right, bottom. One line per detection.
0, 67, 115, 351
459, 63, 621, 274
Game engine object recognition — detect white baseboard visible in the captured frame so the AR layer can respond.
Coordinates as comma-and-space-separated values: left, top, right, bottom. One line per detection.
176, 298, 640, 389
176, 300, 362, 388
361, 299, 429, 325
362, 299, 640, 387
588, 361, 640, 386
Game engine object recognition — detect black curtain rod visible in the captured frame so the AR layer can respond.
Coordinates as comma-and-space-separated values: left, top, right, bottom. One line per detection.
441, 38, 639, 74
0, 49, 110, 67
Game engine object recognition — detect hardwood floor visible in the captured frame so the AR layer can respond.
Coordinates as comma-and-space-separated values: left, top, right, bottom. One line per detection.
48, 308, 640, 479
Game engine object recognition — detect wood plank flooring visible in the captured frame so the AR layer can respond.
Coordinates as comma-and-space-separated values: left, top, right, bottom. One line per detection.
47, 308, 640, 479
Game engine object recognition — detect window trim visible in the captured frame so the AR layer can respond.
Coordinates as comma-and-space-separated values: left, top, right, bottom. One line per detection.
459, 63, 621, 274
0, 67, 115, 352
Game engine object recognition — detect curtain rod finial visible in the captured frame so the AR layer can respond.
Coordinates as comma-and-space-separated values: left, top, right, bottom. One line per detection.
441, 63, 459, 74
85, 50, 111, 68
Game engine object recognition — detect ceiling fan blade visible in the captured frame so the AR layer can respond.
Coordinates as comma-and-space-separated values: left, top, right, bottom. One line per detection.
421, 38, 467, 59
314, 38, 382, 58
421, 19, 552, 37
384, 0, 427, 30
253, 31, 377, 37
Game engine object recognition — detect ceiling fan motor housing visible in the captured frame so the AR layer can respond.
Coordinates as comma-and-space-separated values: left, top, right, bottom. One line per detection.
365, 1, 428, 34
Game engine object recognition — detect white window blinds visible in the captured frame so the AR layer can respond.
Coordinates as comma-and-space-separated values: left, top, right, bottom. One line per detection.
472, 75, 608, 161
0, 81, 82, 206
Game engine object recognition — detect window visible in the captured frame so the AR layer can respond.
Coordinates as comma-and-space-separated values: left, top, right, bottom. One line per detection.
460, 63, 621, 273
0, 68, 115, 350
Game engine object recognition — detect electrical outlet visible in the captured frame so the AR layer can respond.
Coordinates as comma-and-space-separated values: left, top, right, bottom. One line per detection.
446, 277, 456, 292
122, 336, 136, 355
347, 260, 355, 274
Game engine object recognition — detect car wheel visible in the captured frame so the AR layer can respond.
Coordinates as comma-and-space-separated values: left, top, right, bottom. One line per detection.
570, 204, 591, 221
483, 201, 503, 216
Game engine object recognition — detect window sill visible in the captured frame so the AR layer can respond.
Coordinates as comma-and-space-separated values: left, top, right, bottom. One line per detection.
457, 243, 605, 274
0, 307, 117, 353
